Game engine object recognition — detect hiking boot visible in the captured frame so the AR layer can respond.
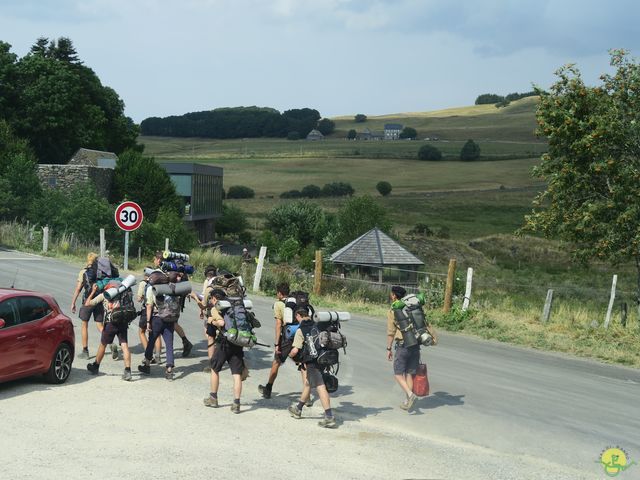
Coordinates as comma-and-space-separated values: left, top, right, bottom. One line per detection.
288, 405, 302, 419
305, 398, 314, 408
182, 339, 193, 358
150, 357, 158, 365
78, 349, 89, 360
400, 393, 417, 411
138, 364, 151, 376
165, 369, 174, 381
86, 362, 100, 375
318, 416, 337, 429
203, 396, 219, 408
230, 403, 241, 414
258, 384, 272, 399
111, 344, 119, 360
122, 369, 132, 381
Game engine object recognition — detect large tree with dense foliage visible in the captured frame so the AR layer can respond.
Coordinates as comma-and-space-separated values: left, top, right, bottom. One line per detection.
111, 150, 182, 222
0, 37, 138, 164
523, 50, 640, 303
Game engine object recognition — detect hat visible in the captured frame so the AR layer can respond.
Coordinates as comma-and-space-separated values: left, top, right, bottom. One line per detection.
242, 248, 248, 252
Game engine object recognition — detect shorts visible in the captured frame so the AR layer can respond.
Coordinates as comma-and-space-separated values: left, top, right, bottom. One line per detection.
79, 303, 104, 323
274, 338, 293, 364
304, 362, 325, 389
138, 308, 148, 330
210, 340, 244, 375
393, 344, 420, 375
101, 322, 128, 346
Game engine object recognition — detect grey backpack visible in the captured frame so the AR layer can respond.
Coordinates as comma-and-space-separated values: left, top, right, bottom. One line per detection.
156, 294, 181, 323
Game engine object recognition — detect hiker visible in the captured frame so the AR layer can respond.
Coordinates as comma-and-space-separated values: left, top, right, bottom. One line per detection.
387, 285, 419, 411
70, 252, 102, 359
258, 282, 291, 399
241, 248, 251, 263
136, 268, 161, 364
153, 251, 193, 357
203, 289, 248, 413
138, 269, 184, 381
84, 283, 134, 380
191, 265, 219, 372
288, 308, 337, 428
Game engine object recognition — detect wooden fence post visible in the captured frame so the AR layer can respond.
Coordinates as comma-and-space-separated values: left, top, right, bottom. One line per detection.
252, 246, 268, 292
443, 258, 457, 313
604, 274, 618, 329
462, 267, 473, 311
541, 289, 554, 323
100, 228, 106, 257
42, 226, 49, 253
138, 247, 142, 264
313, 250, 323, 295
621, 302, 628, 328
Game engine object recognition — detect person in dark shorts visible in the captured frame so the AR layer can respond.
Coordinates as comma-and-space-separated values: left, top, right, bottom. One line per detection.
70, 252, 101, 359
258, 282, 291, 399
203, 290, 246, 414
287, 309, 337, 429
84, 284, 133, 381
386, 285, 419, 411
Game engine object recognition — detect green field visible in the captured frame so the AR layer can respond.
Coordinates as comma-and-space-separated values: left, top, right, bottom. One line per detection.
140, 97, 546, 238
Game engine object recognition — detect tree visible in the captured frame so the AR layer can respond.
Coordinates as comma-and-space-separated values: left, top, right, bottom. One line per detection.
317, 118, 335, 136
460, 139, 481, 161
418, 144, 442, 161
347, 129, 357, 140
0, 120, 41, 220
227, 185, 255, 199
287, 131, 300, 141
475, 93, 505, 105
325, 195, 392, 251
354, 114, 367, 123
400, 127, 417, 139
266, 201, 328, 248
111, 149, 182, 221
522, 50, 640, 304
376, 181, 392, 196
215, 204, 249, 236
321, 182, 354, 197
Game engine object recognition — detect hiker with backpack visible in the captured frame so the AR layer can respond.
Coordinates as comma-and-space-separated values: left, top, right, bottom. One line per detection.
203, 289, 251, 413
71, 253, 120, 360
387, 285, 437, 412
152, 252, 194, 358
258, 282, 293, 399
288, 308, 338, 429
136, 268, 162, 364
84, 279, 137, 381
70, 252, 103, 359
191, 265, 220, 373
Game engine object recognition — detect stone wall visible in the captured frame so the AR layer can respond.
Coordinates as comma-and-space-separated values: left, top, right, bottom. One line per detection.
37, 165, 114, 198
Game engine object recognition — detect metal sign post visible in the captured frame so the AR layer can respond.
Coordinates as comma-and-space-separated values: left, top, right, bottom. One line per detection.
124, 231, 130, 270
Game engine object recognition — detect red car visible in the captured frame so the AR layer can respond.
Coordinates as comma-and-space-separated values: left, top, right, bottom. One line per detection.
0, 288, 74, 384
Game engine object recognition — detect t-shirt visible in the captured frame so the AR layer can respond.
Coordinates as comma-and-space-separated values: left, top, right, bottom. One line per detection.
273, 300, 284, 322
136, 280, 147, 303
292, 318, 312, 350
387, 310, 403, 342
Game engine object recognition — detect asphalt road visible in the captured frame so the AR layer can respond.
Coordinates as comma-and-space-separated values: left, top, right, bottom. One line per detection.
1, 248, 639, 480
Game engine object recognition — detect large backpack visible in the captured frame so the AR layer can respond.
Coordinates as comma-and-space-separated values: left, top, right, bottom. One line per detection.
297, 319, 345, 367
104, 281, 137, 328
210, 273, 246, 298
222, 300, 257, 348
283, 291, 314, 324
84, 257, 119, 296
155, 293, 182, 323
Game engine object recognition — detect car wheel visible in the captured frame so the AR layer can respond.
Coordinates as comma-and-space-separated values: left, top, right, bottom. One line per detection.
44, 343, 73, 384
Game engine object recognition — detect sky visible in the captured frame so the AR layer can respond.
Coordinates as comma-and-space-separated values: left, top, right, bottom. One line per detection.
0, 0, 638, 123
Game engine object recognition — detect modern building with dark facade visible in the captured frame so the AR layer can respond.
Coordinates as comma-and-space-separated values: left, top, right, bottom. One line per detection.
159, 162, 224, 243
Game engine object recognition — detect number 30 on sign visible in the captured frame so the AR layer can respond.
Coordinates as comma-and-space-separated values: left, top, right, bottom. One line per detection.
115, 201, 144, 231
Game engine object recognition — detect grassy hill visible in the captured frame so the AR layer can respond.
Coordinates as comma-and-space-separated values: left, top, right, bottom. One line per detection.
140, 97, 546, 239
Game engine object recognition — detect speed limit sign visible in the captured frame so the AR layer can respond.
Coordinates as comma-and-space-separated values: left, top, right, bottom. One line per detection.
115, 201, 144, 231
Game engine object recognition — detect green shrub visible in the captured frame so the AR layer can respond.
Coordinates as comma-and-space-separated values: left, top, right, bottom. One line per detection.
227, 185, 255, 199
301, 184, 322, 198
216, 204, 249, 236
460, 139, 481, 161
418, 144, 443, 161
287, 131, 300, 140
376, 181, 392, 196
321, 182, 354, 197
